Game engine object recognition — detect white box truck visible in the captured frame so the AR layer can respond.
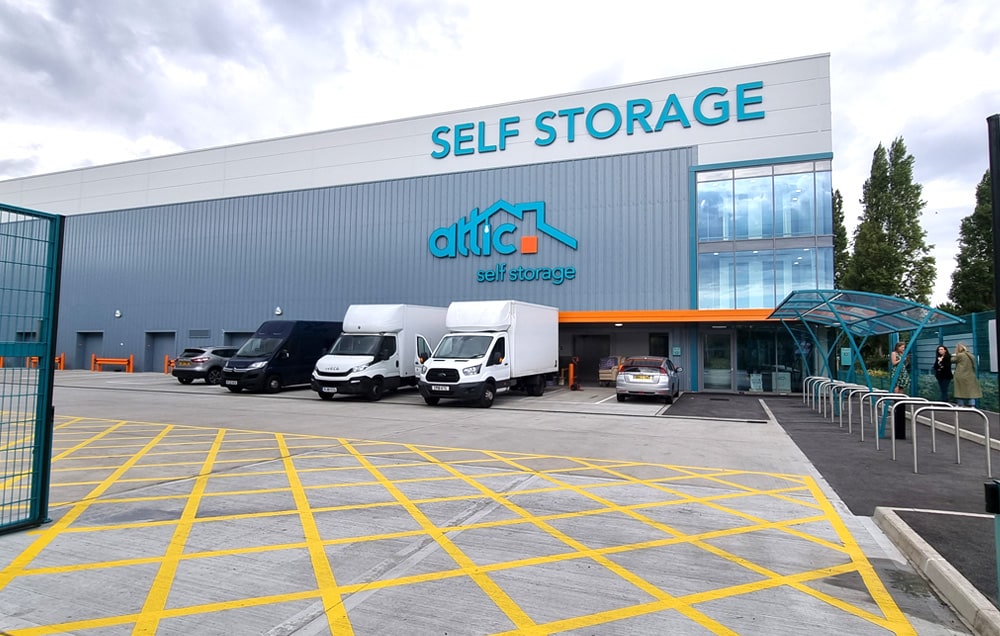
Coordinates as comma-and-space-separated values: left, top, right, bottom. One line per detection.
418, 300, 559, 407
311, 304, 448, 401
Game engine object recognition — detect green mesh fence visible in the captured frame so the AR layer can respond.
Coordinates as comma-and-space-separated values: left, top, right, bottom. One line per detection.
0, 204, 63, 534
910, 310, 998, 412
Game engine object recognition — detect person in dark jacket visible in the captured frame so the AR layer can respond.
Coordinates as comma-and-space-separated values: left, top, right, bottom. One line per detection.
933, 345, 953, 403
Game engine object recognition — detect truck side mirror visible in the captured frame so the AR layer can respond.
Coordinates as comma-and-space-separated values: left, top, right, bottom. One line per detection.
279, 350, 290, 360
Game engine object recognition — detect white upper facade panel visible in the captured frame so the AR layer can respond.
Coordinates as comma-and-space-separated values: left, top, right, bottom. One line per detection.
0, 54, 831, 216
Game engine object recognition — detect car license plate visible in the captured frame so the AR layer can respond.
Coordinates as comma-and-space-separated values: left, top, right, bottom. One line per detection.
176, 360, 190, 367
431, 385, 450, 392
322, 386, 337, 393
634, 374, 651, 381
225, 380, 238, 386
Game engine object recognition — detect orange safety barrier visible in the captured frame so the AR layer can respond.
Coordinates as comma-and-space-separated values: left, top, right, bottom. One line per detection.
164, 354, 176, 374
25, 353, 66, 370
91, 353, 134, 373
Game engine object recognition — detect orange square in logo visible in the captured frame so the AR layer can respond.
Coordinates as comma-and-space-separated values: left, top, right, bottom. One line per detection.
520, 235, 538, 254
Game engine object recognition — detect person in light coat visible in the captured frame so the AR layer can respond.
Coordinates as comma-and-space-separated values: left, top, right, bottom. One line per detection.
952, 342, 982, 407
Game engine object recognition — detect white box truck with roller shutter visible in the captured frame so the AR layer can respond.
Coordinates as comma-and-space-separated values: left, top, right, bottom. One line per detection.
418, 300, 559, 407
311, 304, 448, 401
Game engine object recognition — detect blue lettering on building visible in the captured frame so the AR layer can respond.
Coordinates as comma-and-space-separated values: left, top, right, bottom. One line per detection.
428, 200, 579, 285
430, 81, 765, 158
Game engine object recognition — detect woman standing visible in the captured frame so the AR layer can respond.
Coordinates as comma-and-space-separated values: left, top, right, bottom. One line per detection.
890, 341, 910, 394
953, 343, 982, 407
933, 345, 953, 402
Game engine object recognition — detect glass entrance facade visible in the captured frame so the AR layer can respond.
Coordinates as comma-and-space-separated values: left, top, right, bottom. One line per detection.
695, 158, 834, 310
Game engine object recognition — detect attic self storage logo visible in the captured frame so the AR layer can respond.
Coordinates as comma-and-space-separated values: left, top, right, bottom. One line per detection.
428, 199, 579, 285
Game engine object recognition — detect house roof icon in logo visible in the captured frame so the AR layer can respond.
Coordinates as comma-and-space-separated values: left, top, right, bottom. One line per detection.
428, 199, 578, 258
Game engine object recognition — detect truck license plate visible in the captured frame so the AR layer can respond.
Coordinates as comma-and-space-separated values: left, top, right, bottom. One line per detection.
431, 385, 450, 392
225, 380, 238, 386
322, 386, 337, 393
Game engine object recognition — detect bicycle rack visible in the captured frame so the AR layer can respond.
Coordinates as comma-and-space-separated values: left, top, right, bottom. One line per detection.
872, 394, 917, 451
857, 390, 890, 443
841, 385, 874, 433
909, 405, 991, 476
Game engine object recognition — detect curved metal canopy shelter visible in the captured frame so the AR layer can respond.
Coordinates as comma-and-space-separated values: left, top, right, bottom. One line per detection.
767, 289, 964, 390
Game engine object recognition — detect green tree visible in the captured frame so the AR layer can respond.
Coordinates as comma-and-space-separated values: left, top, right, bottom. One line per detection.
936, 300, 962, 316
841, 137, 936, 304
948, 170, 994, 313
832, 189, 849, 287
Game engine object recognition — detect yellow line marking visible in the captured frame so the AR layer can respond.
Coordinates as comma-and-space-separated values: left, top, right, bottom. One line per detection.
338, 437, 536, 630
0, 424, 173, 594
5, 416, 916, 635
275, 432, 354, 635
133, 428, 226, 634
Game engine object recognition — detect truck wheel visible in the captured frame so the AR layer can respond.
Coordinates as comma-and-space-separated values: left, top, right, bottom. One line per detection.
264, 375, 282, 394
478, 382, 495, 408
616, 394, 626, 402
532, 380, 545, 396
423, 396, 440, 406
318, 392, 334, 401
367, 378, 384, 401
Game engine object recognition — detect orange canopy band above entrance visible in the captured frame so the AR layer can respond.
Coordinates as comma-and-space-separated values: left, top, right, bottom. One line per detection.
558, 309, 774, 323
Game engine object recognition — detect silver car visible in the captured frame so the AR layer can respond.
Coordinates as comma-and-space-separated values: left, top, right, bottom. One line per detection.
616, 356, 682, 404
172, 346, 238, 385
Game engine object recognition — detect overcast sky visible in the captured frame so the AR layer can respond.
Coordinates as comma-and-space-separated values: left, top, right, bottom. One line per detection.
1, 0, 998, 307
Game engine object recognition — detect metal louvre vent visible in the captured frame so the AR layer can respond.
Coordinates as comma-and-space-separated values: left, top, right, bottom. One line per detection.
188, 329, 211, 339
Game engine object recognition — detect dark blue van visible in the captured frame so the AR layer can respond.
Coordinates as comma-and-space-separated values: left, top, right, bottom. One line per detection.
221, 320, 342, 393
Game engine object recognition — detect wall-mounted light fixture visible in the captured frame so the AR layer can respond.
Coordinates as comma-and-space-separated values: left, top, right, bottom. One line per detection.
113, 309, 122, 318
274, 306, 283, 316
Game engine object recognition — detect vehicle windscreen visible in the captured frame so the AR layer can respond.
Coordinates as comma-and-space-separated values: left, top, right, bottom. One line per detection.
235, 337, 284, 358
329, 334, 381, 355
432, 334, 493, 359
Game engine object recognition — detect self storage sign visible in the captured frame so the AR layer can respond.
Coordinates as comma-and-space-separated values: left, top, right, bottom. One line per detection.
427, 199, 578, 286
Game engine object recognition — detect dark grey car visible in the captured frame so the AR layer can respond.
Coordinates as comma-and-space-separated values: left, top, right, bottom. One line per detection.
172, 346, 238, 385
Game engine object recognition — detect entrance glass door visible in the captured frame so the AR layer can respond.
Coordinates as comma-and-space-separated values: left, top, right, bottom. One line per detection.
703, 332, 733, 390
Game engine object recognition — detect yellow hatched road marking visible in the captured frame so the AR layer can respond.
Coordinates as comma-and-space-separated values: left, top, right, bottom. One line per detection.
275, 432, 354, 635
133, 428, 226, 634
0, 424, 172, 593
338, 437, 537, 631
1, 416, 917, 635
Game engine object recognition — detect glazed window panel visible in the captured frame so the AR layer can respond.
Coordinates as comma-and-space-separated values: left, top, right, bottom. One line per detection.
815, 171, 833, 235
697, 180, 734, 242
698, 252, 734, 309
733, 176, 773, 240
817, 246, 834, 288
735, 250, 775, 308
775, 248, 816, 301
774, 173, 815, 237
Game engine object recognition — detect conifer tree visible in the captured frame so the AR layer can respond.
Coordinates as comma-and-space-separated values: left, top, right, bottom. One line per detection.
832, 189, 848, 287
841, 137, 935, 304
948, 170, 994, 313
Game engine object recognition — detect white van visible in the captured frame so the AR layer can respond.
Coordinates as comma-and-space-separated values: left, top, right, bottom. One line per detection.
311, 304, 448, 401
